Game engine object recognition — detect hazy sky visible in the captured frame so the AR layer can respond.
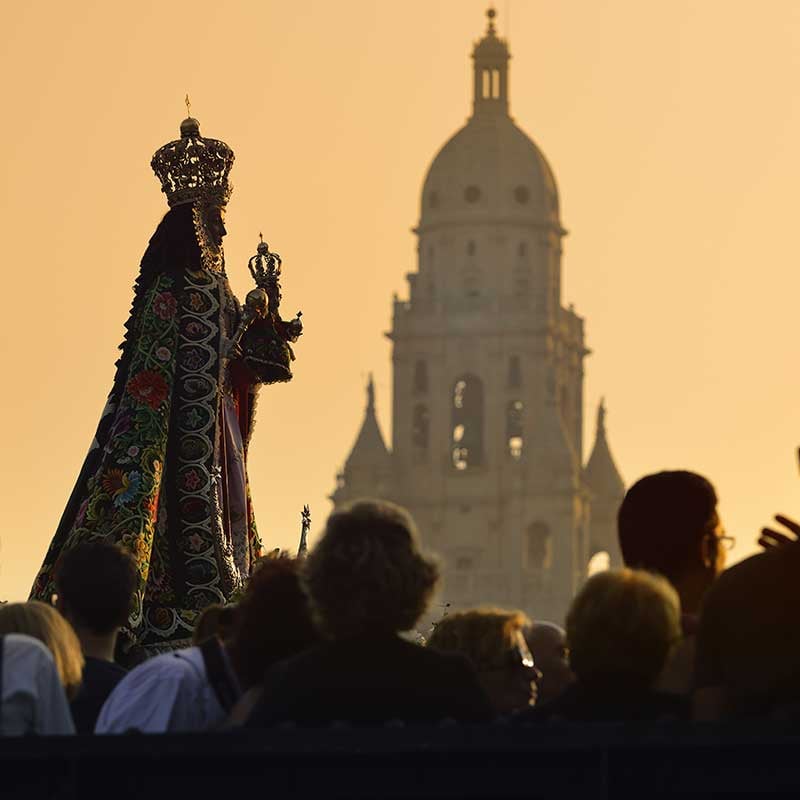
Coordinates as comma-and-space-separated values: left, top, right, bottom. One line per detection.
1, 0, 798, 601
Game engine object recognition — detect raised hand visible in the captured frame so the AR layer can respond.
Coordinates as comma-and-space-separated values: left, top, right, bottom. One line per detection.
759, 515, 800, 550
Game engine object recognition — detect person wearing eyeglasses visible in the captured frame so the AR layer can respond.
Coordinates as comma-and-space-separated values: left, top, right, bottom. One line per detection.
617, 470, 730, 695
427, 609, 542, 715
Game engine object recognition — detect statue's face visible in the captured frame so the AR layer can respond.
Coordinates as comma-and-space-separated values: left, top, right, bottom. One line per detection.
204, 206, 227, 248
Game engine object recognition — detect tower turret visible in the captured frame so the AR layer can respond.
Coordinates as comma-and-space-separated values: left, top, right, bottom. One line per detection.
331, 375, 393, 504
584, 399, 625, 566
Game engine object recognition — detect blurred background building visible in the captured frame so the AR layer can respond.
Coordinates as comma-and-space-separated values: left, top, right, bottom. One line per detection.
333, 8, 624, 622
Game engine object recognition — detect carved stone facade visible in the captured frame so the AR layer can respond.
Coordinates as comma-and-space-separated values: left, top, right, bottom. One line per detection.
333, 10, 624, 623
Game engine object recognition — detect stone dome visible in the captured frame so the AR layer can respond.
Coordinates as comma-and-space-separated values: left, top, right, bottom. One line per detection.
419, 114, 561, 231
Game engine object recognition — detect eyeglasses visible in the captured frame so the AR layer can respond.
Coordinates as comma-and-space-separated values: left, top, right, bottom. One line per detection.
704, 531, 735, 551
480, 632, 538, 674
717, 535, 735, 551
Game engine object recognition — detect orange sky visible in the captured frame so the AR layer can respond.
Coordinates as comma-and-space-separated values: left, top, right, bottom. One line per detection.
1, 0, 798, 601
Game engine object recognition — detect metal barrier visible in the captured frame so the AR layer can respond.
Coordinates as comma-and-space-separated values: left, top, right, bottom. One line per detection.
3, 721, 800, 799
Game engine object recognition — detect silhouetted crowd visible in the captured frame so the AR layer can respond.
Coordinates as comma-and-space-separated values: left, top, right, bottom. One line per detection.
2, 469, 799, 736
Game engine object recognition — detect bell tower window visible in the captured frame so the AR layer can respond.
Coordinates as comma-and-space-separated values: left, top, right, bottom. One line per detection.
451, 376, 484, 470
507, 400, 524, 460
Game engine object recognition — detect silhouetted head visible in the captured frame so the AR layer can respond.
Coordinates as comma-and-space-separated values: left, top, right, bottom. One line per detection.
304, 500, 440, 639
0, 601, 84, 699
54, 541, 138, 636
428, 607, 540, 714
192, 603, 238, 646
567, 569, 681, 692
618, 471, 725, 600
524, 621, 574, 705
226, 557, 319, 690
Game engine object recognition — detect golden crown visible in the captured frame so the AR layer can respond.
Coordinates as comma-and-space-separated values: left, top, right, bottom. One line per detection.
151, 109, 234, 208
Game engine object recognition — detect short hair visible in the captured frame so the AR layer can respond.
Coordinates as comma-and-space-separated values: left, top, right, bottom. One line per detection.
428, 608, 530, 671
618, 471, 718, 582
304, 500, 440, 639
566, 569, 681, 689
54, 542, 138, 635
227, 557, 319, 690
192, 604, 238, 646
0, 601, 84, 699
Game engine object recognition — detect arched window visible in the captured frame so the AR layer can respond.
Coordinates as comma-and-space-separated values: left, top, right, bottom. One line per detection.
467, 240, 477, 256
506, 399, 524, 460
413, 359, 429, 394
412, 403, 429, 450
507, 355, 522, 389
451, 375, 484, 470
526, 522, 552, 570
482, 69, 491, 99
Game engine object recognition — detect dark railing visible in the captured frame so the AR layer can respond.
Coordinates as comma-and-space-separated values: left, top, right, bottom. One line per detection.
4, 722, 800, 799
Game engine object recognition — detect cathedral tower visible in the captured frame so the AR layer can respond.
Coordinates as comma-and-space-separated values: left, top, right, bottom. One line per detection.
334, 9, 624, 622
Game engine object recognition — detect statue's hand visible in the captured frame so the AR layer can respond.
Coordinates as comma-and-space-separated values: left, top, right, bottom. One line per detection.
287, 312, 303, 340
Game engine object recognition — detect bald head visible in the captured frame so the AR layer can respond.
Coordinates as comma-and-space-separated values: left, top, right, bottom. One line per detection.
524, 621, 574, 705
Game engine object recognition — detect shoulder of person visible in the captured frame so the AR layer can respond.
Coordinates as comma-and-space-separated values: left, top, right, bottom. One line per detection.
3, 633, 53, 662
95, 648, 206, 733
3, 634, 62, 691
109, 650, 199, 698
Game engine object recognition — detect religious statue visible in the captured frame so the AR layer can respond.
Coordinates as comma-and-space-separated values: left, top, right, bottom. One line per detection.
30, 104, 303, 657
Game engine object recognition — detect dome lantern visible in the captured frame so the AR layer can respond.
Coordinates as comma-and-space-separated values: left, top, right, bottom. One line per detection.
472, 6, 510, 118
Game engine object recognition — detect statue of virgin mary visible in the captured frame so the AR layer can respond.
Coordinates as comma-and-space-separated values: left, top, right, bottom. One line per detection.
31, 111, 300, 657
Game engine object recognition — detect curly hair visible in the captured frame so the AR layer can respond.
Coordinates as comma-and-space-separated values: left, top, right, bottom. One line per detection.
0, 601, 84, 699
303, 500, 440, 639
226, 557, 319, 690
427, 608, 530, 671
566, 569, 681, 690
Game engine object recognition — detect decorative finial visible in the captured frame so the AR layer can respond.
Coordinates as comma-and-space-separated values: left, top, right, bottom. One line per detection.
298, 505, 311, 557
257, 231, 269, 256
367, 373, 375, 411
486, 5, 497, 34
597, 397, 607, 433
179, 94, 200, 138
